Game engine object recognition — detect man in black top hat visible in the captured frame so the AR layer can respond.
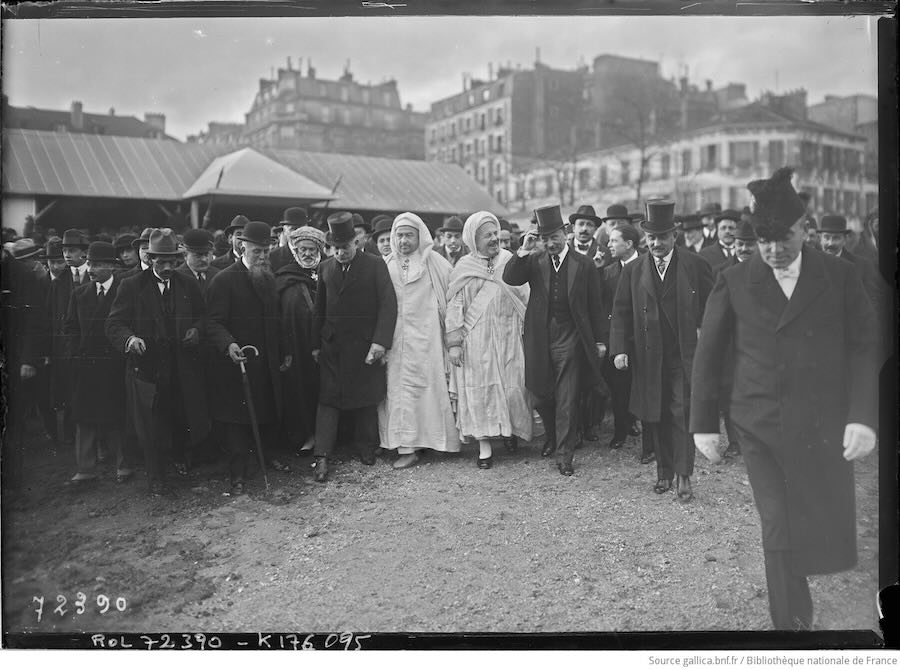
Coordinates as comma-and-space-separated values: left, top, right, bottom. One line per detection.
503, 204, 608, 476
270, 207, 309, 272
65, 242, 131, 485
210, 215, 249, 270
205, 221, 291, 494
610, 200, 713, 502
691, 167, 879, 629
310, 212, 397, 482
107, 229, 210, 494
434, 216, 467, 267
700, 209, 740, 272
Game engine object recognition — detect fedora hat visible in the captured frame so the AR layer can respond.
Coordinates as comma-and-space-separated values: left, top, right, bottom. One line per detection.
371, 214, 393, 239
680, 213, 704, 231
734, 220, 758, 241
533, 205, 566, 236
438, 216, 464, 233
714, 209, 742, 224
147, 228, 182, 257
236, 221, 274, 247
114, 233, 137, 251
86, 241, 119, 264
132, 227, 156, 249
601, 204, 635, 222
224, 215, 250, 237
61, 229, 90, 249
568, 205, 603, 226
747, 167, 806, 240
11, 238, 42, 260
40, 236, 64, 261
326, 211, 356, 245
280, 207, 309, 228
818, 215, 849, 234
639, 200, 677, 235
699, 202, 722, 217
182, 228, 214, 253
351, 212, 371, 234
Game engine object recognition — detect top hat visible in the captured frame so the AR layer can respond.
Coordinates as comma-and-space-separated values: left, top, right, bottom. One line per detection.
224, 215, 250, 237
41, 236, 64, 261
747, 167, 806, 240
182, 228, 214, 253
699, 202, 722, 217
114, 233, 137, 250
439, 216, 464, 233
351, 213, 371, 234
11, 238, 42, 260
639, 200, 677, 235
568, 205, 603, 226
533, 205, 566, 236
734, 220, 758, 241
601, 204, 634, 222
280, 207, 309, 228
147, 228, 182, 257
236, 221, 274, 247
326, 212, 356, 245
371, 214, 393, 239
680, 213, 704, 231
819, 215, 848, 234
132, 227, 156, 249
61, 229, 90, 249
86, 241, 119, 264
714, 209, 742, 224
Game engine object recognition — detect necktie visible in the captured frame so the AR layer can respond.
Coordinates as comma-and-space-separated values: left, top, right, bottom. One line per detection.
74, 268, 81, 284
97, 284, 105, 297
657, 257, 667, 276
197, 272, 205, 284
551, 254, 560, 271
577, 243, 590, 252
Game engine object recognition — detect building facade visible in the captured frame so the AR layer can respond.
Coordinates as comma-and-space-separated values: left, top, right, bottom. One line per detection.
239, 60, 427, 160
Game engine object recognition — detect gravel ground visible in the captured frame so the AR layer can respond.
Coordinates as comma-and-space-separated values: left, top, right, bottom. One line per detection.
2, 416, 879, 637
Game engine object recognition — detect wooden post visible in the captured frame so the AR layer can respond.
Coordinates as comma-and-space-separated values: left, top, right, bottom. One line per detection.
190, 200, 200, 229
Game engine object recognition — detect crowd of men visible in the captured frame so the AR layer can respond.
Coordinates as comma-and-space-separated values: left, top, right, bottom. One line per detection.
0, 166, 887, 630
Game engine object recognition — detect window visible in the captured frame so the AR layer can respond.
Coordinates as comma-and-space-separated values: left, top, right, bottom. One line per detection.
496, 134, 504, 153
701, 188, 720, 208
660, 154, 671, 179
729, 141, 759, 169
800, 141, 818, 170
321, 106, 331, 123
480, 113, 486, 131
620, 161, 630, 185
681, 150, 693, 176
844, 149, 860, 176
279, 125, 295, 139
822, 145, 837, 171
823, 188, 834, 211
285, 102, 296, 114
528, 179, 536, 198
482, 89, 490, 102
728, 186, 741, 209
383, 92, 392, 106
319, 84, 328, 96
468, 93, 475, 106
495, 188, 504, 203
599, 165, 608, 188
844, 190, 858, 215
450, 147, 457, 162
362, 90, 370, 104
495, 107, 504, 125
544, 175, 554, 195
865, 192, 877, 214
578, 168, 591, 191
495, 161, 504, 178
702, 144, 718, 171
340, 87, 349, 102
497, 82, 505, 97
768, 140, 785, 168
340, 108, 351, 125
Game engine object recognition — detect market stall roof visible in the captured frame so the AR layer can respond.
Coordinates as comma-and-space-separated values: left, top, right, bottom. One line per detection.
182, 147, 334, 202
264, 148, 508, 217
2, 128, 230, 200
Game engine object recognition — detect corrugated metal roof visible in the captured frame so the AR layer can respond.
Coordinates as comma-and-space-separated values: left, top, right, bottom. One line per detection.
264, 148, 508, 216
3, 129, 232, 200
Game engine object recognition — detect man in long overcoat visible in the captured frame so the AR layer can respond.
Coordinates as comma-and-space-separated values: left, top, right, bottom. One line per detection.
691, 167, 880, 630
502, 204, 607, 476
205, 221, 290, 494
610, 200, 713, 501
107, 229, 210, 494
310, 212, 397, 482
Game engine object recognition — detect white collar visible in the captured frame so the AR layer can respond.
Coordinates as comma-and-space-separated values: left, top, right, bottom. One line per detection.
655, 249, 674, 266
781, 250, 803, 275
71, 264, 85, 276
242, 255, 252, 271
621, 250, 638, 266
550, 244, 569, 265
96, 275, 114, 293
573, 239, 593, 253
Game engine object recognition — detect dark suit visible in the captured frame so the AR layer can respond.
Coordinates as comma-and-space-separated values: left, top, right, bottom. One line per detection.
210, 249, 239, 271
205, 261, 285, 484
434, 244, 468, 268
699, 242, 736, 272
610, 248, 713, 482
690, 247, 879, 629
503, 248, 607, 466
175, 263, 220, 301
65, 277, 129, 476
42, 270, 78, 440
601, 256, 639, 445
268, 245, 294, 273
311, 252, 397, 458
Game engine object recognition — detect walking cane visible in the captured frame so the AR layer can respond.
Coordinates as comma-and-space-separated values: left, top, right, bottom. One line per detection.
237, 344, 269, 493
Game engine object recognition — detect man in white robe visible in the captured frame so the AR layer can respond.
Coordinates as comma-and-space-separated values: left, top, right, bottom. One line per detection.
446, 212, 533, 468
379, 212, 460, 468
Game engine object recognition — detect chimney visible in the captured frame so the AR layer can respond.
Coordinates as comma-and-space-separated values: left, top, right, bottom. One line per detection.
71, 100, 83, 130
144, 112, 166, 135
488, 62, 493, 81
705, 79, 712, 92
679, 77, 688, 94
287, 56, 292, 71
307, 60, 316, 79
108, 107, 115, 116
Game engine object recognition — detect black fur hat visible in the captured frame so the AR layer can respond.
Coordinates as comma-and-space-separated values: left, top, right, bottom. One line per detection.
747, 167, 806, 240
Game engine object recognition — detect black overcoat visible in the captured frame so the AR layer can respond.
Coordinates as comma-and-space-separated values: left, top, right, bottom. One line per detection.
64, 278, 125, 426
106, 269, 210, 444
502, 249, 607, 397
43, 270, 75, 408
690, 247, 879, 575
175, 263, 220, 301
311, 252, 397, 409
699, 242, 734, 272
609, 247, 713, 422
204, 261, 285, 425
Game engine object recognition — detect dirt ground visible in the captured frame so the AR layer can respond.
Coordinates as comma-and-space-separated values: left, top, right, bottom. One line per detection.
2, 414, 880, 639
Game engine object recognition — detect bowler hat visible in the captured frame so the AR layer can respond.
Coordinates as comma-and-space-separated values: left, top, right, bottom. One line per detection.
747, 167, 806, 240
568, 205, 603, 226
734, 220, 758, 241
439, 216, 464, 233
147, 228, 182, 257
132, 227, 155, 249
236, 221, 274, 247
714, 209, 741, 224
114, 233, 137, 250
680, 214, 703, 231
11, 238, 42, 260
533, 205, 566, 236
350, 212, 371, 234
819, 215, 849, 234
86, 241, 119, 264
280, 207, 309, 228
61, 229, 90, 249
699, 202, 722, 217
639, 200, 677, 235
601, 204, 634, 222
182, 228, 214, 253
224, 215, 250, 237
371, 215, 393, 239
326, 212, 356, 245
41, 236, 64, 261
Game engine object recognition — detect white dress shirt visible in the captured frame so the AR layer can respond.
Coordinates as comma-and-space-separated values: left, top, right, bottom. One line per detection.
654, 249, 674, 281
549, 243, 569, 272
773, 252, 802, 300
620, 250, 638, 267
95, 275, 114, 296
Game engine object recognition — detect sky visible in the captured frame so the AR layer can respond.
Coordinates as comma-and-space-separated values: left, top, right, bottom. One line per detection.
2, 15, 882, 141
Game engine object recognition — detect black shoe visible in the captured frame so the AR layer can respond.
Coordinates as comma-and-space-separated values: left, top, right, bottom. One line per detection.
359, 452, 376, 466
676, 475, 693, 503
477, 456, 493, 469
628, 422, 641, 437
609, 437, 626, 450
640, 452, 656, 465
581, 428, 599, 442
724, 443, 742, 457
314, 457, 329, 483
503, 436, 518, 452
541, 440, 555, 458
558, 462, 574, 476
653, 479, 672, 494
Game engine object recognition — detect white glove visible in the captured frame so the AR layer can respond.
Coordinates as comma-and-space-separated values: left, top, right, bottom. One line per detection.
693, 433, 721, 464
614, 353, 628, 370
842, 423, 876, 461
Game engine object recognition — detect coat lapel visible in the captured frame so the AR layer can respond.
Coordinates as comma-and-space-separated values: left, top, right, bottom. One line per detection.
748, 253, 788, 321
776, 248, 826, 332
339, 258, 358, 294
640, 253, 657, 299
538, 252, 551, 296
140, 273, 167, 339
565, 252, 578, 303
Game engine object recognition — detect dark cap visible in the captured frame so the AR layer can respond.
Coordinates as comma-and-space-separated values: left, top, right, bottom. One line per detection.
182, 228, 214, 253
86, 241, 119, 264
236, 221, 274, 247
